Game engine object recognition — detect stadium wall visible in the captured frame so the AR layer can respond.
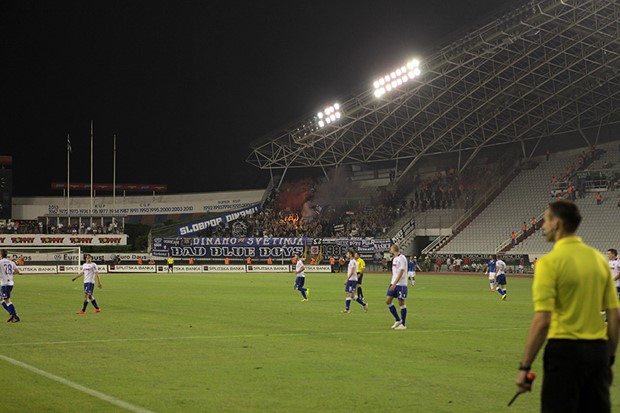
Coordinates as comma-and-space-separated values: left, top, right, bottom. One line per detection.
12, 189, 265, 220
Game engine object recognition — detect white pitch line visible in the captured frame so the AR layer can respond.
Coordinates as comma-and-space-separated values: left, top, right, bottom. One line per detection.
0, 354, 155, 413
4, 326, 528, 347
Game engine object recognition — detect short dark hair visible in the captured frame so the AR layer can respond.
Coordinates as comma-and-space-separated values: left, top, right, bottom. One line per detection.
609, 249, 618, 257
548, 200, 582, 233
347, 248, 356, 256
0, 249, 6, 258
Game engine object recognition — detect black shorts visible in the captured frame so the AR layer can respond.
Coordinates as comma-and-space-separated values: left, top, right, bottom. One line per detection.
357, 274, 364, 284
542, 339, 610, 413
168, 263, 173, 268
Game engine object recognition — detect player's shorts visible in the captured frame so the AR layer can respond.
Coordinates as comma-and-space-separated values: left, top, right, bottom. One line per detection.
408, 271, 415, 278
168, 263, 173, 268
495, 273, 507, 286
294, 276, 305, 290
1, 285, 13, 299
345, 280, 357, 293
357, 273, 364, 285
489, 271, 496, 280
386, 284, 408, 300
84, 282, 95, 295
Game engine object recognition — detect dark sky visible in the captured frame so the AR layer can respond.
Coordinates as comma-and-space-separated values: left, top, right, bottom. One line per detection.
2, 0, 523, 196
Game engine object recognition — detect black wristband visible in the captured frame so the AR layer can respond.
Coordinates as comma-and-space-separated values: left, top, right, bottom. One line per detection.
518, 364, 531, 371
610, 356, 615, 366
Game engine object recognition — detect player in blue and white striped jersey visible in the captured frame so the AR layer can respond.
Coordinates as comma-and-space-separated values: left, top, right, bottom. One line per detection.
341, 249, 367, 313
495, 256, 508, 301
386, 244, 409, 330
72, 254, 103, 314
0, 249, 21, 322
293, 253, 309, 301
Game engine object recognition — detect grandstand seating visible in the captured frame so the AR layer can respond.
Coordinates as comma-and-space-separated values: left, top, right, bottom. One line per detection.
439, 147, 589, 254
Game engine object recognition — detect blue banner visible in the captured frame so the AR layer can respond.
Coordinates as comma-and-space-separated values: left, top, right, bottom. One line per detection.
177, 204, 261, 237
152, 237, 310, 259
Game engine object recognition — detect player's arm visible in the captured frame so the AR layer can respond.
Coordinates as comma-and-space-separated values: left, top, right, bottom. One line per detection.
345, 265, 353, 284
72, 271, 84, 282
298, 264, 305, 274
95, 270, 102, 288
614, 271, 620, 282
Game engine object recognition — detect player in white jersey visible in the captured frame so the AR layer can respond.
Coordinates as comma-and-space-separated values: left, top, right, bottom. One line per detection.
341, 249, 367, 313
608, 249, 620, 298
72, 254, 103, 314
0, 249, 21, 322
386, 244, 408, 330
494, 256, 508, 301
293, 253, 309, 301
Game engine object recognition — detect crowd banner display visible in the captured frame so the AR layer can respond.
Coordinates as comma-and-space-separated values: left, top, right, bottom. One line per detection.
152, 237, 309, 259
202, 265, 246, 272
176, 204, 261, 237
108, 265, 156, 273
391, 217, 416, 246
0, 234, 128, 246
313, 237, 391, 261
246, 265, 291, 273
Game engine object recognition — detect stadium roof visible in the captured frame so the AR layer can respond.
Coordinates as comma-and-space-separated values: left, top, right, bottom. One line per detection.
247, 0, 620, 179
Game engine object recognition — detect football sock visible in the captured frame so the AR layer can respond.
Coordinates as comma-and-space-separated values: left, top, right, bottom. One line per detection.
355, 296, 365, 306
1, 302, 9, 314
388, 303, 400, 321
82, 301, 89, 311
91, 298, 100, 309
301, 290, 307, 299
345, 298, 351, 310
357, 286, 364, 299
400, 305, 407, 326
489, 282, 494, 289
7, 303, 16, 316
496, 288, 504, 295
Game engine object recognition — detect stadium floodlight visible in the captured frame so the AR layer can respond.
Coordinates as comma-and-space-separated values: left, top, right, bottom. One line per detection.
316, 103, 343, 129
373, 59, 422, 98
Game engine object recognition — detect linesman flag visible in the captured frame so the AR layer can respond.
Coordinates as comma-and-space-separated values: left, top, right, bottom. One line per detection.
67, 135, 72, 153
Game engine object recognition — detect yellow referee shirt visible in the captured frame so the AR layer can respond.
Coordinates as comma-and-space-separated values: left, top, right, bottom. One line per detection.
167, 257, 174, 265
356, 258, 366, 273
533, 236, 619, 340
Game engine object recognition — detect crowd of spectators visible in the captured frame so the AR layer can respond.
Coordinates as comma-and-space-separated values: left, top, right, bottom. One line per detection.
0, 219, 123, 235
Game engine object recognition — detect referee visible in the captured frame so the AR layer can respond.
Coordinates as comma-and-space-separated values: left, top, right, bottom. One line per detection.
515, 201, 620, 412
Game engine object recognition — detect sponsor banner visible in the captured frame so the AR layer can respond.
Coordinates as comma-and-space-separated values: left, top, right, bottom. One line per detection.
152, 237, 309, 259
304, 265, 332, 273
203, 265, 246, 272
19, 265, 58, 274
246, 265, 291, 273
57, 265, 109, 274
177, 204, 261, 237
0, 235, 127, 246
108, 265, 156, 273
156, 265, 202, 273
391, 217, 416, 246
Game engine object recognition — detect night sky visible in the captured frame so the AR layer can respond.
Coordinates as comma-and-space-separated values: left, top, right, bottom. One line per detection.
2, 1, 524, 197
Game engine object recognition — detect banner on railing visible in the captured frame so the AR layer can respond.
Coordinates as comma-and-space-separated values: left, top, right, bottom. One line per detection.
152, 237, 310, 259
312, 238, 391, 262
176, 204, 261, 237
391, 217, 416, 246
0, 234, 127, 246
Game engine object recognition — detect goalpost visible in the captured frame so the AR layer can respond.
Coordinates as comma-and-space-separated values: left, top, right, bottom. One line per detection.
5, 246, 82, 267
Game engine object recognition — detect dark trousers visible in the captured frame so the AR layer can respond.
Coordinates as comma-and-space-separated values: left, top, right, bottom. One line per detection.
542, 339, 610, 413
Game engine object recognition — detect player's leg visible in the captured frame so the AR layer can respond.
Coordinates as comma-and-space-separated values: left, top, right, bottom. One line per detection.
296, 277, 308, 301
488, 273, 495, 291
1, 286, 17, 322
89, 293, 101, 311
342, 291, 352, 313
396, 292, 408, 329
386, 289, 401, 327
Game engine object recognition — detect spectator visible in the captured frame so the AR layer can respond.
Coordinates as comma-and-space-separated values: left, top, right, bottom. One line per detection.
596, 192, 603, 205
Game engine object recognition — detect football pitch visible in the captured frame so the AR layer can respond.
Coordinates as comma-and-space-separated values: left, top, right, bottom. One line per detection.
3, 271, 619, 412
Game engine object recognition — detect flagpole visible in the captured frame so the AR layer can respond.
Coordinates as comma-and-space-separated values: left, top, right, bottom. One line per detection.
90, 120, 94, 226
113, 134, 116, 229
67, 133, 71, 224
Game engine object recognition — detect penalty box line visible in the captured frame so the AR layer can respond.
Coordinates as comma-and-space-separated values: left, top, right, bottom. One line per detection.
4, 326, 528, 347
0, 354, 155, 413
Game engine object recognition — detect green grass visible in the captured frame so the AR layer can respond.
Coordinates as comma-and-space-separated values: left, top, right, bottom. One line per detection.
2, 271, 618, 412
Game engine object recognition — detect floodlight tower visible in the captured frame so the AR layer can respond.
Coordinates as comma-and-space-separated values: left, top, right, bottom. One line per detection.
373, 59, 422, 98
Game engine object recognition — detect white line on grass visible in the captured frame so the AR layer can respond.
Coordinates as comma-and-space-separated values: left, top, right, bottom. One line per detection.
0, 354, 155, 413
4, 326, 528, 347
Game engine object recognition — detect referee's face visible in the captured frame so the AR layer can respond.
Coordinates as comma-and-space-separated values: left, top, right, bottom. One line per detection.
542, 208, 557, 242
